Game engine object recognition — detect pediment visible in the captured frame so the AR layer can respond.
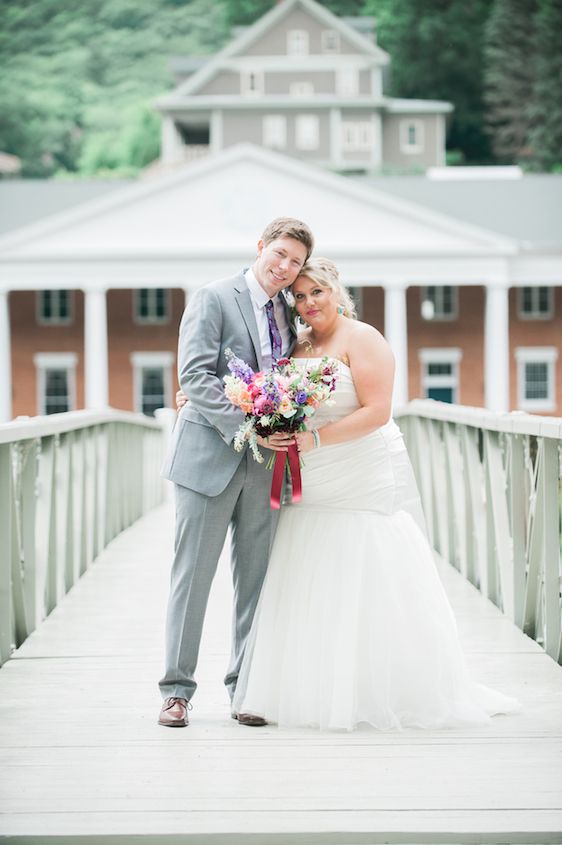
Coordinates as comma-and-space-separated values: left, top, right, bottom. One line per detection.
0, 144, 515, 260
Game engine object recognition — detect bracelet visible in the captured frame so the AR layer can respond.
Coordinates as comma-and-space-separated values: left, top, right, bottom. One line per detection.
311, 429, 321, 449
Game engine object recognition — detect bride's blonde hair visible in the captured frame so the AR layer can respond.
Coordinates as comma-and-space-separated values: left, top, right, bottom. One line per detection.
293, 257, 357, 320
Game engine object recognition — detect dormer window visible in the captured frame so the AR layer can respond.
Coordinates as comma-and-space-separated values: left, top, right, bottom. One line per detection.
322, 30, 340, 53
336, 68, 359, 97
287, 30, 309, 55
241, 70, 264, 96
290, 81, 314, 97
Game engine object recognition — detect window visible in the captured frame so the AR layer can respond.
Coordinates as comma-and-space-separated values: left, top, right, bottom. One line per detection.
336, 68, 359, 97
240, 70, 263, 96
341, 121, 374, 152
295, 115, 319, 150
263, 115, 287, 149
134, 289, 170, 325
131, 352, 174, 417
289, 81, 314, 97
419, 349, 462, 404
400, 119, 424, 154
287, 30, 309, 55
346, 286, 363, 319
37, 290, 73, 325
515, 347, 558, 412
321, 30, 340, 53
421, 286, 458, 321
518, 286, 553, 320
33, 353, 77, 415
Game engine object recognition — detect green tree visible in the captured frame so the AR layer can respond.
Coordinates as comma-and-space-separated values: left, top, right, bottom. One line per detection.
0, 0, 228, 176
527, 0, 562, 170
224, 0, 366, 27
364, 0, 492, 163
483, 0, 537, 163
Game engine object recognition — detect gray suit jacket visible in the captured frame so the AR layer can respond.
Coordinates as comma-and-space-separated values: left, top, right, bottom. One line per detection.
161, 271, 297, 496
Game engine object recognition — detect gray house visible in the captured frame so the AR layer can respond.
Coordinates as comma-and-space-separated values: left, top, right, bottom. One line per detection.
154, 0, 452, 173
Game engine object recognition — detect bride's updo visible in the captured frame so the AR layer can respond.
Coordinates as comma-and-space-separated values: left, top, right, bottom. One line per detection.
294, 257, 357, 319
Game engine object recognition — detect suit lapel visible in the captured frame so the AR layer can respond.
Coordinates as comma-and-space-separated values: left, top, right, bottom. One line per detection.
282, 291, 298, 356
234, 275, 263, 369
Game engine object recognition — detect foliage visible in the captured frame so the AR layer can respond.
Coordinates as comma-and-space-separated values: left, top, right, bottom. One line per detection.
223, 0, 364, 26
527, 0, 562, 170
1, 0, 560, 175
483, 0, 537, 163
0, 0, 229, 176
364, 0, 493, 163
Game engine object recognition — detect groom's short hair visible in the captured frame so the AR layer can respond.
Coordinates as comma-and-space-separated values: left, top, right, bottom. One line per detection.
261, 217, 314, 261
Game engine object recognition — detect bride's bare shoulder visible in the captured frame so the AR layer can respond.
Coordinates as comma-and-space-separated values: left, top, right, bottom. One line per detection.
347, 320, 394, 365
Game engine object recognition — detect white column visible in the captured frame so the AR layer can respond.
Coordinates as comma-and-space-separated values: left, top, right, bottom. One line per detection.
161, 115, 184, 165
484, 283, 510, 412
0, 290, 12, 422
371, 112, 382, 168
210, 110, 223, 153
384, 283, 408, 408
84, 287, 109, 409
329, 108, 342, 167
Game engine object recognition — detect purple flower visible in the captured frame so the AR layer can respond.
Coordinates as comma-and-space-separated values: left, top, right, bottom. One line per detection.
295, 391, 308, 405
225, 349, 255, 384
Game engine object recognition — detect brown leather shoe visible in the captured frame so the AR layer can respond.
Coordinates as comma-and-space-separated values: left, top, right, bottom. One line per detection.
158, 697, 190, 727
232, 711, 267, 727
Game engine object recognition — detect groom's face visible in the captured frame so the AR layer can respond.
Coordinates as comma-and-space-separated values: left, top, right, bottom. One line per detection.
253, 236, 308, 298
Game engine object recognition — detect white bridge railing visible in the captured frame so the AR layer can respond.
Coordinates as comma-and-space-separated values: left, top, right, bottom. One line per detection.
396, 400, 562, 665
0, 409, 169, 666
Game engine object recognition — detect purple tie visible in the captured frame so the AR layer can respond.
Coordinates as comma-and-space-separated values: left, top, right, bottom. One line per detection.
265, 299, 283, 362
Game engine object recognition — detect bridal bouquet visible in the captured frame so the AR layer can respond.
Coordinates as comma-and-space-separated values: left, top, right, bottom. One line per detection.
223, 349, 338, 507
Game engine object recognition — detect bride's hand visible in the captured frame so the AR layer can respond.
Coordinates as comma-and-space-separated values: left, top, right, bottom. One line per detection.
295, 431, 316, 454
256, 432, 295, 452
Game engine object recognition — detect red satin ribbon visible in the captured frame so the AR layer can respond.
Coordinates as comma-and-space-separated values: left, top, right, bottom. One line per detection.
270, 443, 302, 510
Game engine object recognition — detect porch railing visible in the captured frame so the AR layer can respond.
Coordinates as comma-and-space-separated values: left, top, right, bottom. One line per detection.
0, 409, 169, 666
396, 400, 562, 665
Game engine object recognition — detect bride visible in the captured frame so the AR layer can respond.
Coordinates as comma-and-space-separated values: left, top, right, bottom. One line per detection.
231, 257, 519, 731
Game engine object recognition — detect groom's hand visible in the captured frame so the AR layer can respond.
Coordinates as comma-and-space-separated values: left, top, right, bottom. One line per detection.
257, 432, 295, 452
176, 389, 188, 412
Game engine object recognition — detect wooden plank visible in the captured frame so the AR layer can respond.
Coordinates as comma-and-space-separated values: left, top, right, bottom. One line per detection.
0, 503, 561, 844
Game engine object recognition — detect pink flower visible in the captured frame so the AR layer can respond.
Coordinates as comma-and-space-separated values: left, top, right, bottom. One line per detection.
254, 395, 275, 416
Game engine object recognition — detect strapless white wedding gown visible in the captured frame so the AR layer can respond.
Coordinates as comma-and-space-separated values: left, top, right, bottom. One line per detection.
233, 360, 519, 731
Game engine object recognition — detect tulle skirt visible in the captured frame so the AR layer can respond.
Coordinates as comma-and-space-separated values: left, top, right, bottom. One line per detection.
233, 421, 519, 731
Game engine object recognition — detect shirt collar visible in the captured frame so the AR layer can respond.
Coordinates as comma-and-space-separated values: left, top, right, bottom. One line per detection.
245, 267, 277, 309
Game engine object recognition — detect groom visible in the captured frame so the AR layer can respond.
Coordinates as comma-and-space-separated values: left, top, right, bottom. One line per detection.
158, 217, 314, 727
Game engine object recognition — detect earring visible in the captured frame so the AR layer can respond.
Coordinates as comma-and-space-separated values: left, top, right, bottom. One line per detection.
337, 305, 344, 315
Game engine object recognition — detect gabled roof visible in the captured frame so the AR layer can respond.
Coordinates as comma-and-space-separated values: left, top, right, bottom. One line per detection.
157, 0, 390, 104
0, 144, 516, 259
0, 180, 130, 236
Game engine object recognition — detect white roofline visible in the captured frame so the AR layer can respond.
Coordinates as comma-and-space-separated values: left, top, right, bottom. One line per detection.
0, 143, 517, 257
155, 95, 452, 115
155, 95, 388, 111
385, 99, 454, 114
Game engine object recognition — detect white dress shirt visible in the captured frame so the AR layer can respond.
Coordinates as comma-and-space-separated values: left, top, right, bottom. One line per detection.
244, 268, 292, 368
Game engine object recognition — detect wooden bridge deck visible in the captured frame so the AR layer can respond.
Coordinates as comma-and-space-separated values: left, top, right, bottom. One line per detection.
1, 501, 561, 844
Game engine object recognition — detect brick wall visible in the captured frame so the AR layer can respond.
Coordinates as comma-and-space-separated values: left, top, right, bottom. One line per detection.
8, 285, 561, 418
10, 290, 85, 418
106, 289, 184, 411
9, 289, 185, 417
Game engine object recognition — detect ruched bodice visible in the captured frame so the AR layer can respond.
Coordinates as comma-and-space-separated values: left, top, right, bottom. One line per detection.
291, 359, 427, 528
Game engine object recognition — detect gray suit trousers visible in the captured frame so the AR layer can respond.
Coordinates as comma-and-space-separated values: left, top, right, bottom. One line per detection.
159, 450, 277, 702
